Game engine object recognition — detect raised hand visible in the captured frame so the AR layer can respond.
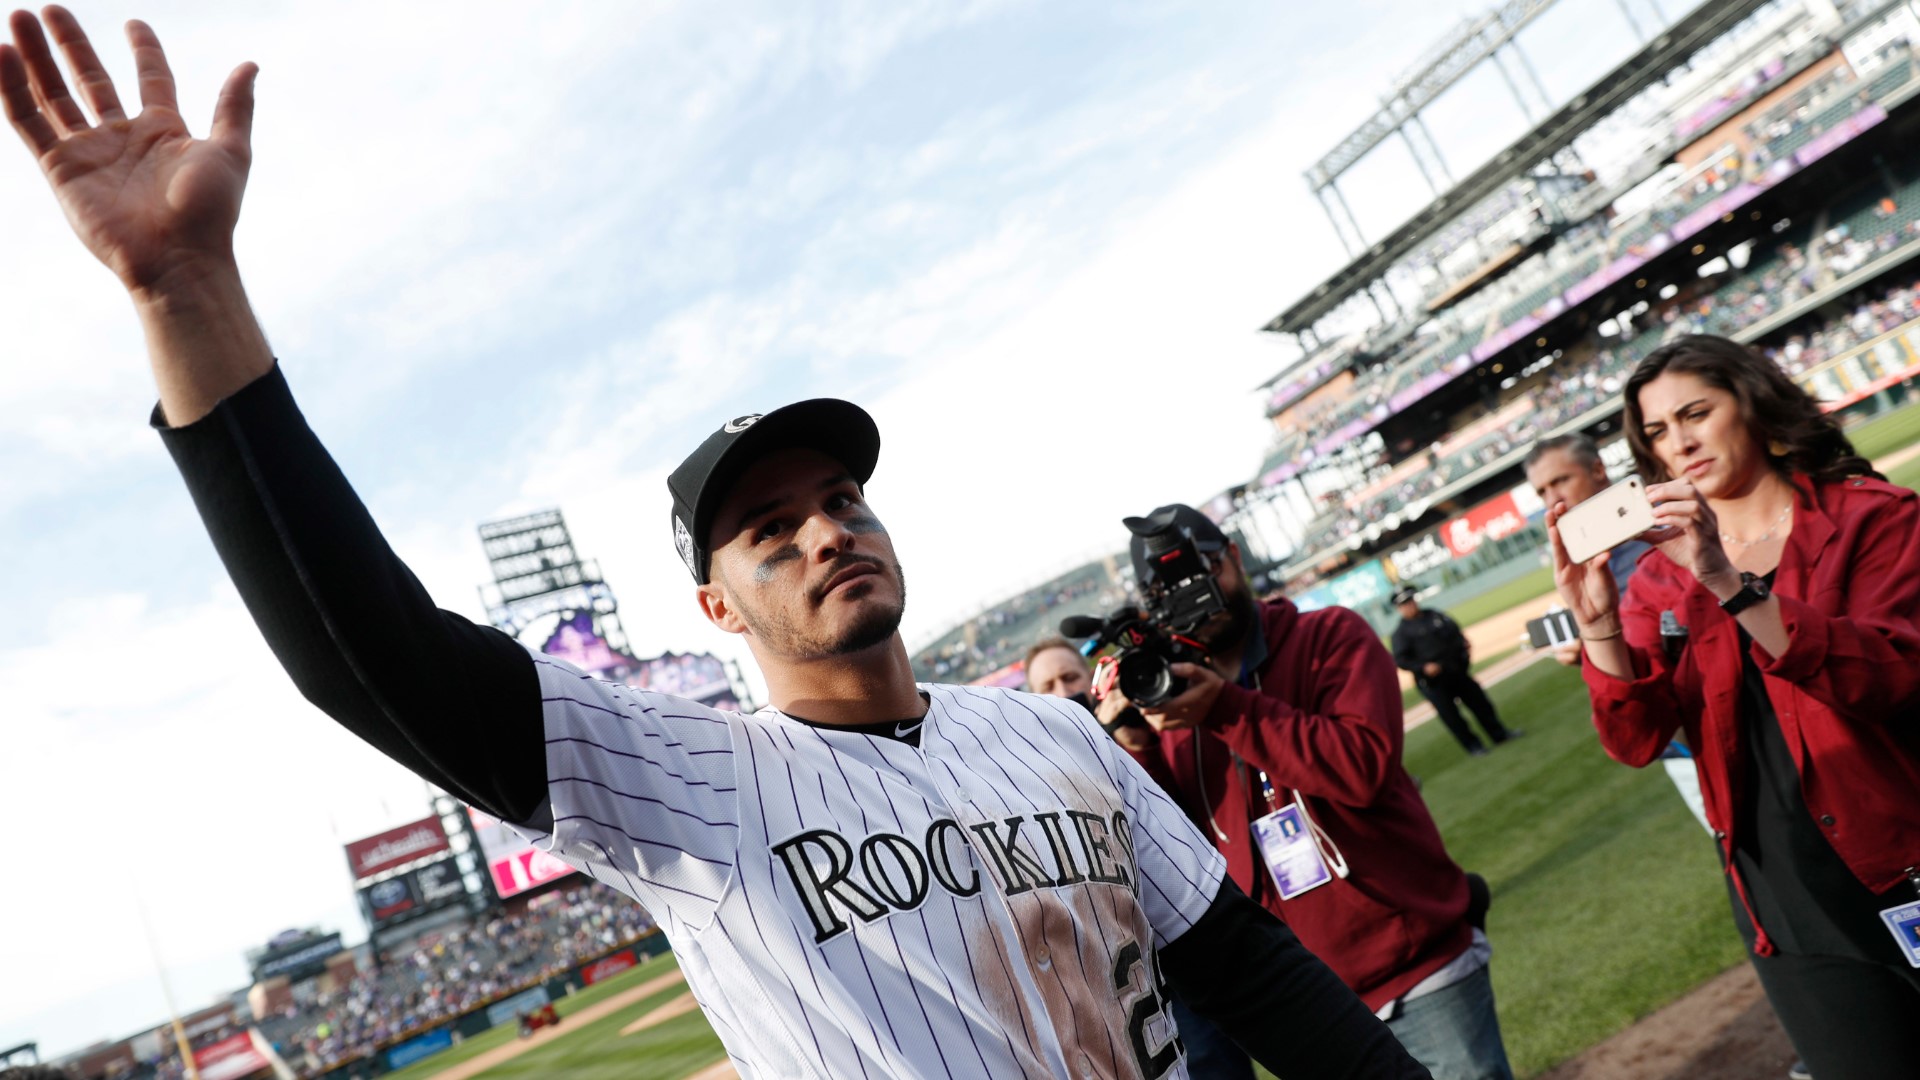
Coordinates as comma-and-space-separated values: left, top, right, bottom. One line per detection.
3, 6, 257, 293
1545, 498, 1621, 633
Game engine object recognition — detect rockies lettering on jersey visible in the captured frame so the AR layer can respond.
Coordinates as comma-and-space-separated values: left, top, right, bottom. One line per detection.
773, 808, 1136, 943
521, 654, 1225, 1079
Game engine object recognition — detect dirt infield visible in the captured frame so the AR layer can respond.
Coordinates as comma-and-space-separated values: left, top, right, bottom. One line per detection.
620, 990, 702, 1036
422, 968, 686, 1080
1539, 963, 1796, 1079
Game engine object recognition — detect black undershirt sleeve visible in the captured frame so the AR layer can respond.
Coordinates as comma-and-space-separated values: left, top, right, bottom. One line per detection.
154, 365, 546, 823
1161, 878, 1431, 1079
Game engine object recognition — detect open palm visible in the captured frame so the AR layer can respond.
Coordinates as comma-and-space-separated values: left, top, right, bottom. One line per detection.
3, 7, 255, 291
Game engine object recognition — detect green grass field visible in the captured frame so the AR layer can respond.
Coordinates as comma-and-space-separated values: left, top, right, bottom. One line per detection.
379, 955, 725, 1080
1845, 393, 1920, 461
1266, 661, 1744, 1078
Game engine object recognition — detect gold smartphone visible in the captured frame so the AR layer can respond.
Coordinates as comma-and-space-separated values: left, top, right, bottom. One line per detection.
1559, 476, 1657, 565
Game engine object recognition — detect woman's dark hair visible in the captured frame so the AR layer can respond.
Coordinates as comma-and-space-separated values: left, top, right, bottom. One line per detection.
1622, 334, 1879, 486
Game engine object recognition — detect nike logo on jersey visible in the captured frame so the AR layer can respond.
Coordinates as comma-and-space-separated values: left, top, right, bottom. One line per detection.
772, 808, 1137, 943
893, 717, 923, 739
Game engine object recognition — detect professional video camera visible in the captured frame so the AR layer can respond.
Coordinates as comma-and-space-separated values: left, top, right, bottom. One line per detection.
1058, 510, 1229, 707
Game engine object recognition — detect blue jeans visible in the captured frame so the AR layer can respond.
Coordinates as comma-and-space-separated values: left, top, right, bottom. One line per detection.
1169, 997, 1255, 1080
1384, 964, 1513, 1080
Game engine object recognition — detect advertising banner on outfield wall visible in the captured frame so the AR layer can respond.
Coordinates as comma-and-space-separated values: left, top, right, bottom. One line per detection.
385, 1028, 454, 1071
1293, 560, 1390, 614
582, 949, 639, 985
485, 986, 552, 1029
344, 817, 449, 881
1439, 484, 1545, 559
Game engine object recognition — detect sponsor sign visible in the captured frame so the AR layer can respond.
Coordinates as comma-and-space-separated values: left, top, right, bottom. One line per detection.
1326, 561, 1391, 609
469, 808, 579, 899
1293, 561, 1390, 614
385, 1028, 454, 1070
486, 986, 552, 1029
582, 949, 638, 986
1440, 491, 1531, 558
254, 932, 344, 982
362, 875, 418, 923
1385, 534, 1451, 580
194, 1033, 271, 1080
414, 859, 468, 907
344, 817, 448, 881
488, 847, 578, 899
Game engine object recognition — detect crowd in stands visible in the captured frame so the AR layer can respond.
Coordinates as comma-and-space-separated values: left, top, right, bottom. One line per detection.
915, 570, 1125, 685
201, 885, 657, 1079
1264, 43, 1918, 470
1295, 254, 1920, 558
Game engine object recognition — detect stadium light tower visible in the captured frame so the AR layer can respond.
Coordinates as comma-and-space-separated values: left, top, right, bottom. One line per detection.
1305, 0, 1565, 254
476, 508, 628, 652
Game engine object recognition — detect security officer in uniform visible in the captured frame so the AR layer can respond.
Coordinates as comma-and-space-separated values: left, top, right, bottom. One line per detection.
1390, 586, 1518, 756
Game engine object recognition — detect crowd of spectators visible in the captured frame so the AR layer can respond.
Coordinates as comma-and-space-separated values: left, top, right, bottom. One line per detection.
915, 570, 1125, 684
1265, 44, 1917, 468
166, 884, 660, 1079
1295, 259, 1920, 558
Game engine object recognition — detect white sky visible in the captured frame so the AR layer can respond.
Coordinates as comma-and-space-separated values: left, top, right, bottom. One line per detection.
0, 0, 1646, 1058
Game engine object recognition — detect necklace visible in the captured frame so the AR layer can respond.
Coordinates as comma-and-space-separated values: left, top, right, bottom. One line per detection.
1720, 500, 1793, 548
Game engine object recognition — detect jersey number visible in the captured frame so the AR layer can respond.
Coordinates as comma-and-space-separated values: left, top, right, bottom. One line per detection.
1112, 940, 1181, 1078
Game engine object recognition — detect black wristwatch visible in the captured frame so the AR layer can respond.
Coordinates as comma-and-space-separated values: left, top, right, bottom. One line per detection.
1718, 571, 1771, 616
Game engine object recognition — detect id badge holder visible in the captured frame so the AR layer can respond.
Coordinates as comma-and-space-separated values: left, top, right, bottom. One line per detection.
1250, 803, 1332, 900
1881, 868, 1920, 969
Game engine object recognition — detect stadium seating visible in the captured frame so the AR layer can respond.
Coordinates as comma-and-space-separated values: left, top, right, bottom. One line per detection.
138, 884, 660, 1080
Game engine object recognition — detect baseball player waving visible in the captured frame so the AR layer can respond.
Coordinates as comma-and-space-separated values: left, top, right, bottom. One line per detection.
3, 9, 1426, 1078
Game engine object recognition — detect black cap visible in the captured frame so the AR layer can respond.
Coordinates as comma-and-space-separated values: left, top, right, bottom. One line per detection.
667, 400, 880, 584
1125, 504, 1231, 585
1391, 585, 1419, 606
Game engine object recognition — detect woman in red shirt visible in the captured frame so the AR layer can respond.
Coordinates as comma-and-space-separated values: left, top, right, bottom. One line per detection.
1546, 334, 1920, 1078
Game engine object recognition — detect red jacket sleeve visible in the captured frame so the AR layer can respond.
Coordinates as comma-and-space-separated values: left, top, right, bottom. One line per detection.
1582, 563, 1689, 769
1201, 608, 1400, 808
1754, 488, 1920, 721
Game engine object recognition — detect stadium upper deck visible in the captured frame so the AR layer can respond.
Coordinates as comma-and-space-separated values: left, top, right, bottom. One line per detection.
1246, 0, 1920, 581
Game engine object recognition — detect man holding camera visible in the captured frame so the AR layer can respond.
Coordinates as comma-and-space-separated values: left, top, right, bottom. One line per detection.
1087, 505, 1514, 1080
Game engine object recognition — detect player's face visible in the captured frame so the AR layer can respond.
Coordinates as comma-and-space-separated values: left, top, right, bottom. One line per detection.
700, 449, 908, 661
1395, 601, 1419, 620
1525, 449, 1608, 509
1637, 372, 1764, 499
1026, 646, 1091, 698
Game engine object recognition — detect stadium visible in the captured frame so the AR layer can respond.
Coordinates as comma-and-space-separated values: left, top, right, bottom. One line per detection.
911, 0, 1920, 676
14, 1, 1920, 1079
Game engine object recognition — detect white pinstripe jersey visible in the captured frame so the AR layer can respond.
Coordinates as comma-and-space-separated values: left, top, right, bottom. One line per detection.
516, 650, 1227, 1080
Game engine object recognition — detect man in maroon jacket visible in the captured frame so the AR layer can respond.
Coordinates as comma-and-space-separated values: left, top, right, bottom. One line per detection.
1103, 505, 1514, 1080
